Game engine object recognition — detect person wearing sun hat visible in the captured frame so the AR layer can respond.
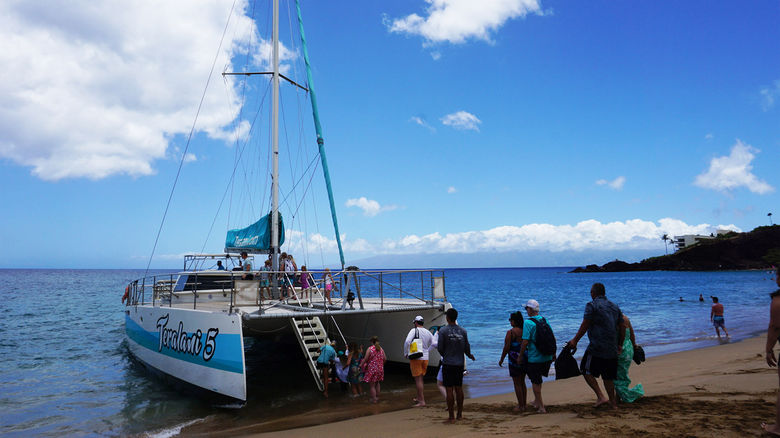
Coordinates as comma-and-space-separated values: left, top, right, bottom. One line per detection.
403, 315, 433, 407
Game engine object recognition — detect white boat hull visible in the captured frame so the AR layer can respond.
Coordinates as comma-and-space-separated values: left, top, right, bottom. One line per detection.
125, 306, 247, 401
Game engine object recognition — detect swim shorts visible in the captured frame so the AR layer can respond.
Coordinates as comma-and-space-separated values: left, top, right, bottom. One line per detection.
712, 315, 725, 328
409, 359, 428, 377
580, 349, 617, 380
441, 364, 464, 387
526, 360, 552, 384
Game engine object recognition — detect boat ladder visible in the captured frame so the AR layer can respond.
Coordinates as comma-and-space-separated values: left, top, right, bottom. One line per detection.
290, 316, 329, 391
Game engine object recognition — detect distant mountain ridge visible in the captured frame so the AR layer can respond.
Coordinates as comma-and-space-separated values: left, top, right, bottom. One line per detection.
571, 225, 780, 272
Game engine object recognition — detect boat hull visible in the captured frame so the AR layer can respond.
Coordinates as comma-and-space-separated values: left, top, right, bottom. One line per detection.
125, 306, 247, 401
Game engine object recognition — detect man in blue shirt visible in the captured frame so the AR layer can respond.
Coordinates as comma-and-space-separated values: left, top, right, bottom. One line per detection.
519, 299, 554, 413
567, 283, 626, 410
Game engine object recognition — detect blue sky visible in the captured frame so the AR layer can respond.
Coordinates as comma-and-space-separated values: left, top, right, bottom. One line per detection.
1, 0, 778, 269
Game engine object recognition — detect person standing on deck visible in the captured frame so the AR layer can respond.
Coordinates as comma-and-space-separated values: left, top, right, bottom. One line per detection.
437, 308, 476, 423
403, 315, 434, 407
762, 267, 780, 435
240, 251, 253, 280
710, 296, 730, 338
566, 282, 626, 410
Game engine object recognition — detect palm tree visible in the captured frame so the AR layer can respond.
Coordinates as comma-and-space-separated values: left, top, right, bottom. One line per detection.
770, 212, 774, 225
662, 234, 669, 255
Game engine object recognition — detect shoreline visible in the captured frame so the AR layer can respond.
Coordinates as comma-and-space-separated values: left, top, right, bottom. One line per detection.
180, 335, 778, 437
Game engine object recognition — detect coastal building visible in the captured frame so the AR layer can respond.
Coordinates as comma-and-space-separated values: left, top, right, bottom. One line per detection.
674, 230, 732, 250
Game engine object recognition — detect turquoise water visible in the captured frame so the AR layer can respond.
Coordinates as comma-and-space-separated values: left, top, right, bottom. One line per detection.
0, 268, 775, 436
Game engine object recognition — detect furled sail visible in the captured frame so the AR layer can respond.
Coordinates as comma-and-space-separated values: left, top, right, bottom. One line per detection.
225, 212, 284, 253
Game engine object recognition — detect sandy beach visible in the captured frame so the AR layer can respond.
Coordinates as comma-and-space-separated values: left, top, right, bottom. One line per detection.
180, 335, 779, 437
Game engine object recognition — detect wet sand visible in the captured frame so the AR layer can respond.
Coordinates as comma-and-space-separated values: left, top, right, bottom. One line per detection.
183, 336, 779, 437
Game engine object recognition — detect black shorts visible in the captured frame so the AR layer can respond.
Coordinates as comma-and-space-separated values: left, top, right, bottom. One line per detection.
316, 361, 330, 370
580, 350, 618, 380
508, 363, 526, 378
441, 364, 464, 387
526, 360, 552, 385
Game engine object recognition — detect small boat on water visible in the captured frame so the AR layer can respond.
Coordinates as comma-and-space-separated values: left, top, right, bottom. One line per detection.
123, 0, 451, 402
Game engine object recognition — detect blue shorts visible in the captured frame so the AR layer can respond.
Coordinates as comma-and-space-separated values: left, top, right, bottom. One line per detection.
713, 316, 725, 328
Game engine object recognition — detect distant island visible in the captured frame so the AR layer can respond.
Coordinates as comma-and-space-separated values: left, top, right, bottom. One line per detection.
571, 225, 780, 272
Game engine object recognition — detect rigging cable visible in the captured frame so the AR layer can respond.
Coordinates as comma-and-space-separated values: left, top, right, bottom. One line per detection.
144, 0, 239, 276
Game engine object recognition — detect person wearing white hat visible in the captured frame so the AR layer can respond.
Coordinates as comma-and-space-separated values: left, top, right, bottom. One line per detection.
519, 299, 554, 413
404, 315, 433, 407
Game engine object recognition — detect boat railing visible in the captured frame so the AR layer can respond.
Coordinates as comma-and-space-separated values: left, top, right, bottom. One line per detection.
123, 268, 446, 312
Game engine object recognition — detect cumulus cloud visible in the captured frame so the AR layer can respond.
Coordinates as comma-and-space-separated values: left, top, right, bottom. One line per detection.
345, 197, 399, 217
0, 0, 288, 181
760, 80, 780, 111
272, 218, 740, 265
447, 186, 457, 194
441, 111, 481, 131
705, 133, 714, 140
378, 218, 739, 255
595, 176, 626, 190
694, 140, 774, 194
386, 0, 542, 45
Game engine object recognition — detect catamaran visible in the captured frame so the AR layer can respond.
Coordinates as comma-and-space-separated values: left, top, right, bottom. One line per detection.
123, 0, 451, 402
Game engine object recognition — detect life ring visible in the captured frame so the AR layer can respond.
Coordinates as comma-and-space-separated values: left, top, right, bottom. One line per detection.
122, 285, 129, 304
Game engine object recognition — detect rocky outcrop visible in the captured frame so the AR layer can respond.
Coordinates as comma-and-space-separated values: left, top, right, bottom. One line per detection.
570, 225, 780, 272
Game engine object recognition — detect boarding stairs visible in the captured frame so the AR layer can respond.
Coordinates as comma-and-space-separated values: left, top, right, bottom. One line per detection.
290, 314, 347, 392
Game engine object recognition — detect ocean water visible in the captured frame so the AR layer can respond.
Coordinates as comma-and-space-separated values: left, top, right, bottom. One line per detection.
0, 267, 775, 436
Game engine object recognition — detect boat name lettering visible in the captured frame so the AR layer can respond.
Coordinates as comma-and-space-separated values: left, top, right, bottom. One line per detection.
235, 235, 258, 246
156, 314, 219, 361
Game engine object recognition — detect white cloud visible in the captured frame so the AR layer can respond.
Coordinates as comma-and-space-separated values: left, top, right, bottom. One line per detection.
386, 0, 542, 45
345, 197, 399, 217
378, 218, 740, 254
760, 80, 780, 111
183, 153, 197, 163
410, 116, 436, 132
705, 133, 714, 140
441, 111, 481, 131
694, 139, 774, 194
595, 176, 625, 190
447, 186, 457, 194
0, 1, 289, 181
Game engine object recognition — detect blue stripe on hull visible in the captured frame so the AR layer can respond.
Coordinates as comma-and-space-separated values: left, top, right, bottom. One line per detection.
125, 315, 243, 374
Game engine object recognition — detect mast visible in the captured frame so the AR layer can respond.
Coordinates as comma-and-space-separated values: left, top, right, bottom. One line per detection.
295, 0, 346, 269
270, 0, 280, 273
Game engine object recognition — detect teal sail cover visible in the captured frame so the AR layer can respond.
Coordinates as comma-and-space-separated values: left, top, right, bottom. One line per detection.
225, 213, 284, 253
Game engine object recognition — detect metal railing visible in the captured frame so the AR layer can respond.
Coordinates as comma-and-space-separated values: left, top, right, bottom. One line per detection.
124, 268, 447, 313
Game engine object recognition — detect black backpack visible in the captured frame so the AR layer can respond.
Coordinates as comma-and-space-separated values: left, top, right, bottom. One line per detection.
531, 317, 556, 356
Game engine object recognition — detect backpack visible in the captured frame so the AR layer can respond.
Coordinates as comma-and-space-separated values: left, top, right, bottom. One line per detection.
530, 317, 556, 356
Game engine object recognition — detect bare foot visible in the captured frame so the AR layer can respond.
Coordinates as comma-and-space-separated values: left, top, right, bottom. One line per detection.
593, 398, 609, 408
413, 402, 426, 407
537, 407, 547, 414
456, 415, 463, 421
762, 422, 780, 436
443, 418, 456, 424
512, 405, 525, 413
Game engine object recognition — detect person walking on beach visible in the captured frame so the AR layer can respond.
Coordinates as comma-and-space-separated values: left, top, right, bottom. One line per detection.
614, 314, 644, 403
498, 311, 527, 412
566, 282, 625, 410
404, 315, 434, 407
437, 307, 476, 423
761, 267, 780, 435
361, 336, 386, 403
710, 296, 730, 338
518, 299, 555, 413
